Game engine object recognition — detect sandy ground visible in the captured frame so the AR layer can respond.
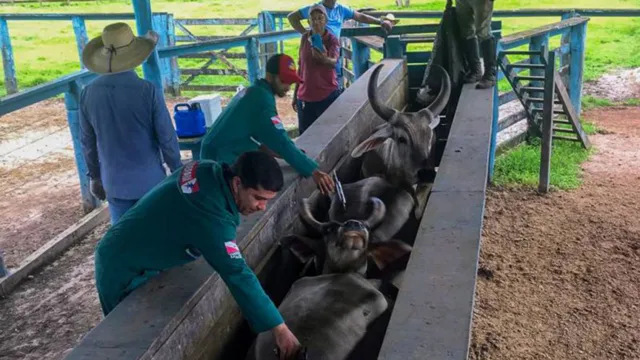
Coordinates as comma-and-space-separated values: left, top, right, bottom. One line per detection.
0, 94, 299, 270
470, 106, 640, 360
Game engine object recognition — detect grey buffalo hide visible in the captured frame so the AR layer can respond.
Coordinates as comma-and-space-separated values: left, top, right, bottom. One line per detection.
252, 273, 388, 360
328, 176, 415, 244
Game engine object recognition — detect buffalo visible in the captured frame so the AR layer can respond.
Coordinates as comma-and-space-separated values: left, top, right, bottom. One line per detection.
352, 62, 451, 188
248, 197, 411, 360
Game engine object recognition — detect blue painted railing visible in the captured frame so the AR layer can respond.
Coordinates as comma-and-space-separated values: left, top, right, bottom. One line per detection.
0, 11, 269, 95
3, 8, 640, 95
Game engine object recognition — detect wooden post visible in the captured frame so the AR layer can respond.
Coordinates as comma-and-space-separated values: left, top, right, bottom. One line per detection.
559, 11, 576, 86
488, 38, 503, 183
529, 34, 549, 88
489, 80, 499, 183
384, 36, 404, 59
72, 16, 88, 69
65, 81, 101, 213
166, 13, 181, 96
258, 11, 277, 79
0, 17, 18, 94
569, 21, 587, 116
278, 16, 284, 53
0, 252, 7, 278
152, 13, 171, 91
245, 37, 260, 84
350, 38, 370, 79
539, 50, 555, 194
529, 34, 549, 131
132, 0, 163, 90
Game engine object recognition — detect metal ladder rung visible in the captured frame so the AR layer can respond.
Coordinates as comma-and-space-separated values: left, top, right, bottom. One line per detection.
507, 63, 546, 70
500, 50, 544, 56
514, 75, 545, 82
553, 127, 576, 133
521, 86, 545, 92
553, 135, 581, 142
553, 119, 572, 124
531, 108, 566, 115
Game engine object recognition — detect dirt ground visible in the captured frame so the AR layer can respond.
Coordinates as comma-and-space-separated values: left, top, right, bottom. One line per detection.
470, 106, 640, 360
0, 94, 298, 270
0, 223, 107, 360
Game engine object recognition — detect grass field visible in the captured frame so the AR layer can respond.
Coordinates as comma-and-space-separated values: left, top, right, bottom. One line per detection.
1, 0, 640, 98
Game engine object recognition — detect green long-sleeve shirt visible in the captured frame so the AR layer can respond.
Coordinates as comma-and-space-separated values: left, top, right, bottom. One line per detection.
199, 79, 318, 177
94, 160, 283, 333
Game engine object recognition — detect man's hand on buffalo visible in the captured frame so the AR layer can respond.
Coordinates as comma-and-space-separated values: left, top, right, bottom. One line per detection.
90, 178, 106, 201
312, 169, 335, 196
272, 323, 302, 360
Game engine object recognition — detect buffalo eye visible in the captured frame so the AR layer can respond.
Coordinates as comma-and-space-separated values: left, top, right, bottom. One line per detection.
397, 136, 407, 144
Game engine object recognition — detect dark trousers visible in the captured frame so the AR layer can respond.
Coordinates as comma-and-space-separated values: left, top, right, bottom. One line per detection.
296, 89, 341, 135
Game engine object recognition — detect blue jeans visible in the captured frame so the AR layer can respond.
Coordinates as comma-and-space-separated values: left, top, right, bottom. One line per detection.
296, 89, 342, 135
335, 54, 344, 91
107, 197, 138, 225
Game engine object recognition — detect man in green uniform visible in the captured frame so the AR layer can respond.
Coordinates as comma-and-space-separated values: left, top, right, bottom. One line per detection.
200, 53, 335, 195
94, 151, 301, 358
455, 0, 497, 89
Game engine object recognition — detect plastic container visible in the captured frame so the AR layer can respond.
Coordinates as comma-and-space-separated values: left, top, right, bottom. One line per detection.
174, 103, 206, 138
188, 94, 223, 128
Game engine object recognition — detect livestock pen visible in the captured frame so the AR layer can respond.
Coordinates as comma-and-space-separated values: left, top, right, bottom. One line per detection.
0, 4, 634, 360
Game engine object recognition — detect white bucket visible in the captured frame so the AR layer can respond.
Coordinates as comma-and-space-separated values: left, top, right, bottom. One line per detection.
188, 94, 223, 128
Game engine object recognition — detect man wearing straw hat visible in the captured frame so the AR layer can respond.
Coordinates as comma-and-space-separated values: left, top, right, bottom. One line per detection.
80, 22, 182, 224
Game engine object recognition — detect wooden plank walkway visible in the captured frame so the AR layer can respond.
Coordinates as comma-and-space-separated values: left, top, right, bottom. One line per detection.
378, 83, 494, 360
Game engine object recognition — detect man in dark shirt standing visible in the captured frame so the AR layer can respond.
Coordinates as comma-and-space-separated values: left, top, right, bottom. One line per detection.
80, 22, 182, 224
200, 54, 335, 196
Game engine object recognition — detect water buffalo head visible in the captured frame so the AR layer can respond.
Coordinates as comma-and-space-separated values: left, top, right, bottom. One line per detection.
286, 197, 411, 276
351, 62, 451, 186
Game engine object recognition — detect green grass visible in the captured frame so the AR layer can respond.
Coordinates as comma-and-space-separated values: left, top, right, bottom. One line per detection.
582, 95, 640, 110
492, 123, 597, 191
1, 0, 640, 97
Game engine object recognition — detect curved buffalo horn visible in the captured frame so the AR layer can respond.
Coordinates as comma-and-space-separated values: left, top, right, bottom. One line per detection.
363, 197, 387, 230
300, 198, 329, 232
425, 64, 452, 117
368, 63, 397, 121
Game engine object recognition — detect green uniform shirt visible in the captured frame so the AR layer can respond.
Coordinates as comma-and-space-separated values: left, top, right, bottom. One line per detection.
199, 79, 318, 177
94, 160, 283, 333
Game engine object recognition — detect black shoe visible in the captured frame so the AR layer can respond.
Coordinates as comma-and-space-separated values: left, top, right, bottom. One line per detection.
463, 37, 483, 84
476, 36, 497, 89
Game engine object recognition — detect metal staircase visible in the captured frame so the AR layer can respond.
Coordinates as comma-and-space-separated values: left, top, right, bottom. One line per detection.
498, 47, 591, 149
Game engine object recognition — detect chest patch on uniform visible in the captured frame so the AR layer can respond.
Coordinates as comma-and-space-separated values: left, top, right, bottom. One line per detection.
225, 240, 242, 259
271, 115, 284, 130
180, 161, 200, 194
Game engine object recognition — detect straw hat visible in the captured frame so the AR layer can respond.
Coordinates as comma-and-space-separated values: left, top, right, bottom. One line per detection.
82, 22, 158, 74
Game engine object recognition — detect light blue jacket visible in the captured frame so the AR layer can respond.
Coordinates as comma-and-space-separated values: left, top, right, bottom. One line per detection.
79, 71, 182, 200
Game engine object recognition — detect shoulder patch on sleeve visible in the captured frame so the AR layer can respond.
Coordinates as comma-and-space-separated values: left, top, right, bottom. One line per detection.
180, 161, 200, 194
225, 240, 242, 259
271, 115, 284, 130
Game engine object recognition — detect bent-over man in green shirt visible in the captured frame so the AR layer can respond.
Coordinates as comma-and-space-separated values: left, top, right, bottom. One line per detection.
94, 151, 301, 359
200, 53, 335, 195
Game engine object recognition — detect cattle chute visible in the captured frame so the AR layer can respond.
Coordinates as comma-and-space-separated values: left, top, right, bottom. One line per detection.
65, 22, 493, 359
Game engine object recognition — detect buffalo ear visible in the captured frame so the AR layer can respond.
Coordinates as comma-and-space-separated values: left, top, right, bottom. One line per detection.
351, 125, 393, 158
368, 239, 412, 271
417, 108, 441, 130
279, 235, 323, 265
